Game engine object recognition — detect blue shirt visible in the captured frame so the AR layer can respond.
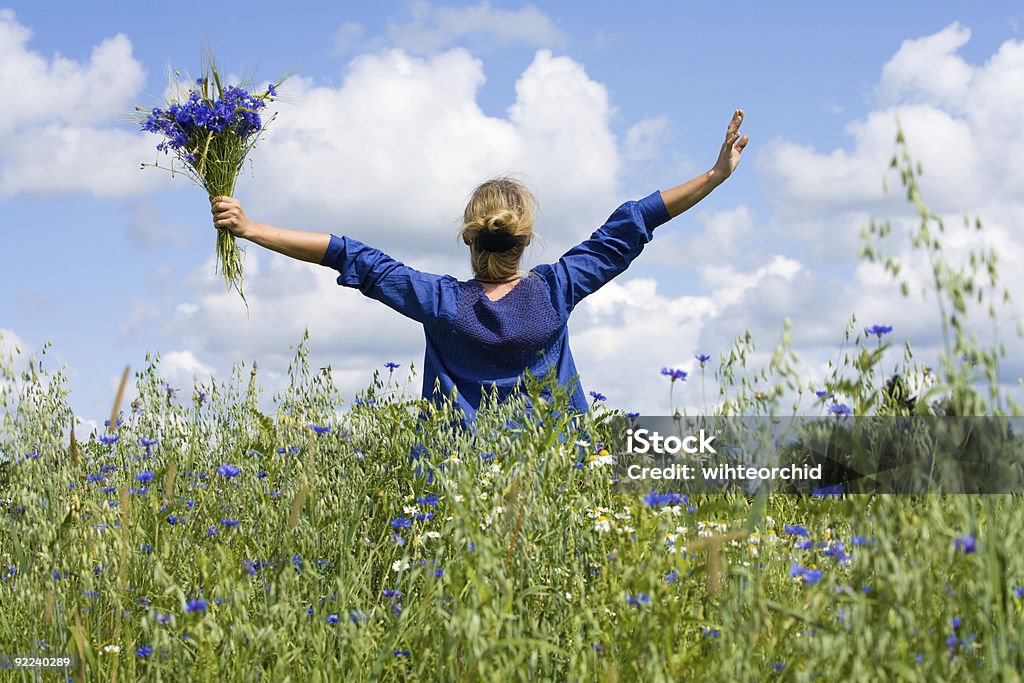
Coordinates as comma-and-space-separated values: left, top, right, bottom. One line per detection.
320, 190, 671, 420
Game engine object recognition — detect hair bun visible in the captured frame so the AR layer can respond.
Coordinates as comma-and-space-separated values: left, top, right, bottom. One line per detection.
485, 210, 517, 233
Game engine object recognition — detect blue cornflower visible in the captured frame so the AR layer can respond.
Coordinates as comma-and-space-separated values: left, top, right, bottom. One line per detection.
784, 523, 810, 537
383, 589, 402, 598
326, 614, 339, 624
185, 598, 208, 613
815, 390, 834, 399
433, 568, 444, 577
417, 494, 439, 507
664, 571, 678, 584
951, 617, 961, 629
797, 539, 813, 550
390, 517, 412, 529
695, 353, 711, 366
136, 646, 153, 657
829, 403, 853, 416
772, 663, 787, 672
642, 492, 685, 508
136, 471, 154, 484
789, 563, 822, 585
167, 515, 179, 525
626, 411, 640, 418
865, 325, 893, 337
626, 593, 650, 607
953, 534, 976, 554
217, 464, 241, 479
589, 390, 607, 402
99, 434, 119, 445
384, 361, 400, 370
309, 423, 330, 435
661, 367, 687, 382
822, 541, 851, 563
392, 649, 411, 657
220, 519, 240, 528
1014, 587, 1024, 599
267, 83, 278, 97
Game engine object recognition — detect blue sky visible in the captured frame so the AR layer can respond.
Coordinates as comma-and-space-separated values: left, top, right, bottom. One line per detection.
2, 1, 1022, 430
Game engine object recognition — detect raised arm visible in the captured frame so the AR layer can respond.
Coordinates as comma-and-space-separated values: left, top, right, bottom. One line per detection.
544, 109, 749, 312
211, 197, 330, 264
660, 109, 748, 217
210, 197, 453, 324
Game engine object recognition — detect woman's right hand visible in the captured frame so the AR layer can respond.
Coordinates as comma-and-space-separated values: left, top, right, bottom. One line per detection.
211, 196, 256, 239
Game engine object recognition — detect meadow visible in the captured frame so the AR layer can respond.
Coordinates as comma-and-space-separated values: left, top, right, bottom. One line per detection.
1, 136, 1023, 682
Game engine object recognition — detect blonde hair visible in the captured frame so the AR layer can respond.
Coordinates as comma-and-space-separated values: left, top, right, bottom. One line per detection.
459, 176, 536, 283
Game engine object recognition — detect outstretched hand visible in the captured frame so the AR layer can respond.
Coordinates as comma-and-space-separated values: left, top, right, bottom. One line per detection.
712, 109, 749, 181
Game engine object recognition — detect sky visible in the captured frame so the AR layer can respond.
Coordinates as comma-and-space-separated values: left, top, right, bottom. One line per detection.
1, 1, 1022, 433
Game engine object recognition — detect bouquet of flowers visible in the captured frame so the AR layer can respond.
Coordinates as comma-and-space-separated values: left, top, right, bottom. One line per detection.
138, 60, 282, 302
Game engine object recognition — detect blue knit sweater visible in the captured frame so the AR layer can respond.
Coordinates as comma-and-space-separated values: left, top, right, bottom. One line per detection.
320, 190, 671, 419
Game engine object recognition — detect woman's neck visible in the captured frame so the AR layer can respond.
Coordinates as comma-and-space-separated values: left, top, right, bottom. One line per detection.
478, 276, 521, 302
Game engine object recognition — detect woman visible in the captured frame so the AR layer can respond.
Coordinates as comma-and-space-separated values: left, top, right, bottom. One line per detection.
212, 109, 748, 421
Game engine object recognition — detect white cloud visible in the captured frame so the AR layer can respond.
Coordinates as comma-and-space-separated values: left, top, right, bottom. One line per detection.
676, 205, 756, 261
0, 10, 156, 198
1, 124, 160, 198
623, 115, 669, 163
0, 10, 144, 131
160, 350, 215, 384
877, 22, 974, 109
385, 1, 567, 54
